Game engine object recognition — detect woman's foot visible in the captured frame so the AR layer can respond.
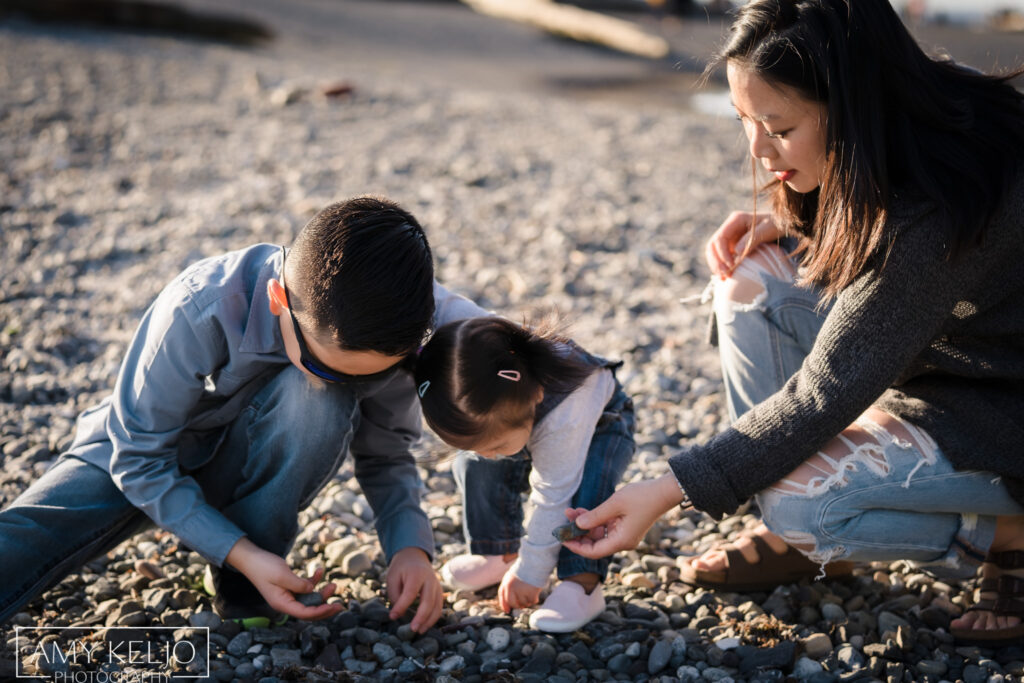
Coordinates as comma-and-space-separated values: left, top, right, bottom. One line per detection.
950, 559, 1024, 635
689, 522, 790, 572
950, 517, 1024, 643
528, 579, 605, 632
440, 553, 516, 592
679, 522, 853, 592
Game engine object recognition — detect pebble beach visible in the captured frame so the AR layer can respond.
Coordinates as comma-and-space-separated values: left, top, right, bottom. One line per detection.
2, 3, 1024, 682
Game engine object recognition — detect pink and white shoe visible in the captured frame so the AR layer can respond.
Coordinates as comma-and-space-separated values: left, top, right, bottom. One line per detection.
528, 581, 605, 633
440, 554, 515, 592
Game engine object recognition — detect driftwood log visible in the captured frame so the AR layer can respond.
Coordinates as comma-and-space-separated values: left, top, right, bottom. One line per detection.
460, 0, 670, 59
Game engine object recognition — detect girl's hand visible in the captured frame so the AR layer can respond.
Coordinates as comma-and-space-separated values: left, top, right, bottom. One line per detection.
498, 574, 542, 612
561, 473, 684, 558
705, 211, 785, 279
386, 547, 444, 633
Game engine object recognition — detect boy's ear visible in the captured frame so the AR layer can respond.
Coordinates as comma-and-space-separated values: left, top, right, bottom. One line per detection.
534, 386, 545, 405
267, 279, 287, 316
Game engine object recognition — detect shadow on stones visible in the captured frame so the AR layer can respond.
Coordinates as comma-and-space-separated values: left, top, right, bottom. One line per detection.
0, 0, 273, 46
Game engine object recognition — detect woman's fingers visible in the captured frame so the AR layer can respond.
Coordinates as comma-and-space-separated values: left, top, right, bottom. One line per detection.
706, 211, 758, 276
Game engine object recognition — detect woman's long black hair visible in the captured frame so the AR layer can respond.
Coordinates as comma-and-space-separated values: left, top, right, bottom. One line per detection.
711, 0, 1024, 296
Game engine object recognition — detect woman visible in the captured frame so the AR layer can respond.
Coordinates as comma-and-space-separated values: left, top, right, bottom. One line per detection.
563, 0, 1024, 645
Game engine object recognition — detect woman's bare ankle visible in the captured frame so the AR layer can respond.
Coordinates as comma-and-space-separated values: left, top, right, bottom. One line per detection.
990, 515, 1024, 554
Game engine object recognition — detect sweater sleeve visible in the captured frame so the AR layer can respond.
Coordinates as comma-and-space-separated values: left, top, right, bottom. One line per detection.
670, 208, 988, 517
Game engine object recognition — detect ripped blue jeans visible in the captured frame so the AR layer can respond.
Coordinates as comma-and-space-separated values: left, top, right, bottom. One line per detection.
713, 243, 1024, 580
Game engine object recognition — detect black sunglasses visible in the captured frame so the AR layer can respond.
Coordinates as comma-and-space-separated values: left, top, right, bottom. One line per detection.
279, 247, 403, 384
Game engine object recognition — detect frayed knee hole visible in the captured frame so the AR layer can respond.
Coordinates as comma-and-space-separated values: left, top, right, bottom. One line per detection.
719, 276, 765, 305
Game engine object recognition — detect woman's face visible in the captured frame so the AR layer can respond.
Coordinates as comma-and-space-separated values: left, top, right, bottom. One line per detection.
727, 63, 828, 194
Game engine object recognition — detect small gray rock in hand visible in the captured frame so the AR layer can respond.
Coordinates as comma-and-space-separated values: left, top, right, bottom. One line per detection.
551, 520, 588, 542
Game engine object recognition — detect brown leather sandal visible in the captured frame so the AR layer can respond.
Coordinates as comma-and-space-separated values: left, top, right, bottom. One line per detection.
951, 550, 1024, 646
678, 533, 854, 592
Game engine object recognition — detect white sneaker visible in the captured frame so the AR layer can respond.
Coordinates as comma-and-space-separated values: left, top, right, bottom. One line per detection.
528, 581, 605, 633
440, 554, 514, 592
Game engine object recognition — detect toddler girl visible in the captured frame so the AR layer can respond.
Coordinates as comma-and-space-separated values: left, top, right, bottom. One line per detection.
414, 317, 635, 632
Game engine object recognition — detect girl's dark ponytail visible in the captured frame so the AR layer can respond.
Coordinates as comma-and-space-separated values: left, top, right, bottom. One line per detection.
414, 316, 596, 446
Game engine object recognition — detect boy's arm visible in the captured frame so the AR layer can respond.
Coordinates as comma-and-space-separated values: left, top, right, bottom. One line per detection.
432, 281, 492, 327
349, 370, 434, 562
351, 370, 445, 631
106, 279, 247, 566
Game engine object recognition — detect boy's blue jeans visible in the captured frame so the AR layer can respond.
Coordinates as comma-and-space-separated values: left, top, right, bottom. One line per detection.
715, 244, 1023, 580
0, 366, 360, 624
452, 384, 635, 582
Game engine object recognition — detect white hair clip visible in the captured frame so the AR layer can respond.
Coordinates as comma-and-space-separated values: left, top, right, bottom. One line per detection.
497, 370, 521, 382
418, 381, 431, 397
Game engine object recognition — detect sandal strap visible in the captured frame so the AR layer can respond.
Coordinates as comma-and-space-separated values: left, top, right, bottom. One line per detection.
986, 549, 1024, 570
748, 533, 780, 559
996, 574, 1024, 596
966, 599, 997, 613
992, 595, 1024, 617
970, 574, 1024, 618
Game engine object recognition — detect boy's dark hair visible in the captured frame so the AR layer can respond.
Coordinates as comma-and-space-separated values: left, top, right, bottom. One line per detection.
414, 317, 595, 450
709, 0, 1024, 297
287, 196, 434, 356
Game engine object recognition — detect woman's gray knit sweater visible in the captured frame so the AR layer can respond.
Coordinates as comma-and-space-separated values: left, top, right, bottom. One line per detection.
670, 169, 1024, 517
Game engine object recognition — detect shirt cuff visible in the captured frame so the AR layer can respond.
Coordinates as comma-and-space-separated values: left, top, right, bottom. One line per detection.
174, 504, 247, 567
668, 444, 742, 520
378, 510, 435, 564
509, 543, 557, 588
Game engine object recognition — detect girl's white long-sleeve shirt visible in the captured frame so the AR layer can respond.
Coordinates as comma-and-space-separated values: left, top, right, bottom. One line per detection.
507, 367, 617, 588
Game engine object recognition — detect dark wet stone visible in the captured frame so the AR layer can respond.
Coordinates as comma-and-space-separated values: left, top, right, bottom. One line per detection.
738, 642, 795, 674
413, 637, 439, 657
915, 659, 947, 677
691, 615, 720, 630
361, 598, 391, 623
249, 627, 294, 645
647, 639, 672, 674
269, 648, 301, 668
607, 653, 632, 674
295, 592, 324, 607
622, 603, 662, 622
227, 631, 253, 657
519, 642, 556, 676
353, 627, 379, 644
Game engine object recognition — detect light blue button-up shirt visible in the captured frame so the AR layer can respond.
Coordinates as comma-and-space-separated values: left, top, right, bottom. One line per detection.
67, 244, 487, 566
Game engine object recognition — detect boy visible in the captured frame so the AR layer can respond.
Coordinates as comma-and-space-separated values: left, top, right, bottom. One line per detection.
0, 197, 485, 631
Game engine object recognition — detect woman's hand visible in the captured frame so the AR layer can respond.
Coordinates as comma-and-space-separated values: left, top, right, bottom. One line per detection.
561, 473, 684, 558
705, 211, 785, 279
497, 574, 542, 613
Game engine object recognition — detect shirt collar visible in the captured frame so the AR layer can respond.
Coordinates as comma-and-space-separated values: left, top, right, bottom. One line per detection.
239, 246, 286, 356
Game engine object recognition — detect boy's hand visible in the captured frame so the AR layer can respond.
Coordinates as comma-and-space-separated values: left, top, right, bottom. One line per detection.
386, 547, 443, 633
497, 574, 542, 613
226, 537, 342, 621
